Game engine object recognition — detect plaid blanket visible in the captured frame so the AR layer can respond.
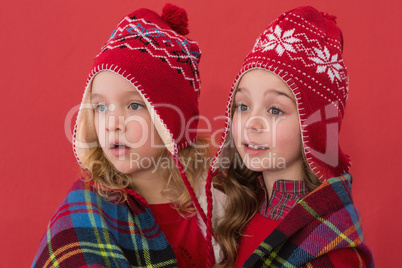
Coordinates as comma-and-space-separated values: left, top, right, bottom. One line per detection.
242, 174, 374, 267
32, 179, 178, 268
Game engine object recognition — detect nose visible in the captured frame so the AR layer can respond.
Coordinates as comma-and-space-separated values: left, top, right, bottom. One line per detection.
106, 106, 125, 132
245, 114, 269, 133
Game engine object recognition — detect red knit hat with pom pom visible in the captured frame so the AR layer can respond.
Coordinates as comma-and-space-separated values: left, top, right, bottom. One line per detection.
214, 6, 350, 182
74, 3, 201, 161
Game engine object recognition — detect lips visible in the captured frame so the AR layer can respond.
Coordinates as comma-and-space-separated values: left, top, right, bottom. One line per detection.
243, 141, 269, 155
245, 143, 269, 150
110, 143, 130, 149
109, 141, 131, 157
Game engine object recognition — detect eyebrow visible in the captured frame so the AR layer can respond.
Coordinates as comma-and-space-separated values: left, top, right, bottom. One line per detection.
91, 90, 142, 100
236, 87, 294, 101
271, 89, 294, 101
235, 87, 249, 96
90, 93, 103, 100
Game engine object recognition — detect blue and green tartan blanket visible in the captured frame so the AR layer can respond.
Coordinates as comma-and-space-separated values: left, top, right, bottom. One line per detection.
242, 174, 375, 267
32, 179, 178, 268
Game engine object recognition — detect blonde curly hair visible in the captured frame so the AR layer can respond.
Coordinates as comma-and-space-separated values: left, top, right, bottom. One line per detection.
80, 135, 213, 216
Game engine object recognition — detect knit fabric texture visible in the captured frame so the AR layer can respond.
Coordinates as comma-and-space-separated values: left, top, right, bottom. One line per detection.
73, 4, 201, 162
212, 6, 350, 181
242, 174, 374, 267
32, 179, 178, 268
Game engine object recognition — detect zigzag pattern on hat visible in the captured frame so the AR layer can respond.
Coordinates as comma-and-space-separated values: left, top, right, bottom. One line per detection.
98, 16, 201, 94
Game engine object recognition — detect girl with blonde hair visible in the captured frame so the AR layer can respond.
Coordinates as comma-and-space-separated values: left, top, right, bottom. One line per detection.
33, 4, 222, 267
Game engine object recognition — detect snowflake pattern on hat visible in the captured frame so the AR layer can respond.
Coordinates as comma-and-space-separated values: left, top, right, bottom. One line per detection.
253, 24, 346, 86
254, 25, 301, 56
309, 46, 343, 83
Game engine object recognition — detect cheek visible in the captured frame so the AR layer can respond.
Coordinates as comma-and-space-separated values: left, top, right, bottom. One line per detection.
126, 122, 145, 143
93, 112, 100, 132
272, 118, 301, 148
126, 114, 164, 150
94, 114, 106, 146
231, 114, 243, 147
125, 116, 150, 144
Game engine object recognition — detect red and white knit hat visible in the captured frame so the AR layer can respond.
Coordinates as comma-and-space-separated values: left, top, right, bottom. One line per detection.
73, 4, 201, 162
212, 6, 351, 182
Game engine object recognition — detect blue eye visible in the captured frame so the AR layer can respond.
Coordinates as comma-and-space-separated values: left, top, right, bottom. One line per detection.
95, 104, 108, 112
235, 103, 249, 112
129, 103, 143, 110
269, 107, 283, 115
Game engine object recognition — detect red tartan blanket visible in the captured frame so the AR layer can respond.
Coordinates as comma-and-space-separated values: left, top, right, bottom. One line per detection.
242, 174, 374, 267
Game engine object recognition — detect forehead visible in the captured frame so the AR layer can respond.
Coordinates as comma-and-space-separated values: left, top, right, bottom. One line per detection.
236, 69, 294, 101
90, 71, 141, 98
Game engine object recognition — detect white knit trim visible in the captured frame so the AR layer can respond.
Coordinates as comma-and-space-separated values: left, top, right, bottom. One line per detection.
197, 181, 227, 263
209, 62, 328, 181
72, 64, 178, 167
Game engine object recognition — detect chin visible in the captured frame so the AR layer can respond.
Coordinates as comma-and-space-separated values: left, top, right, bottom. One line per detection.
243, 162, 263, 172
111, 163, 137, 175
243, 156, 287, 172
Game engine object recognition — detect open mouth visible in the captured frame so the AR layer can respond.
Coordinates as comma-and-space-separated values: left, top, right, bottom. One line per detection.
245, 143, 269, 150
109, 142, 131, 157
110, 143, 130, 149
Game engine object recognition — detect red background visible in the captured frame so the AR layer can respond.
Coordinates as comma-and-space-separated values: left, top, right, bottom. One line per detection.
1, 0, 400, 266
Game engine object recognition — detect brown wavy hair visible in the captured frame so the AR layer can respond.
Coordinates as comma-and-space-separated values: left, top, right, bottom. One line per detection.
80, 135, 212, 216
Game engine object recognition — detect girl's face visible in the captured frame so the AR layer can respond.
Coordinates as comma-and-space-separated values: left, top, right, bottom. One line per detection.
232, 69, 303, 175
91, 71, 164, 175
